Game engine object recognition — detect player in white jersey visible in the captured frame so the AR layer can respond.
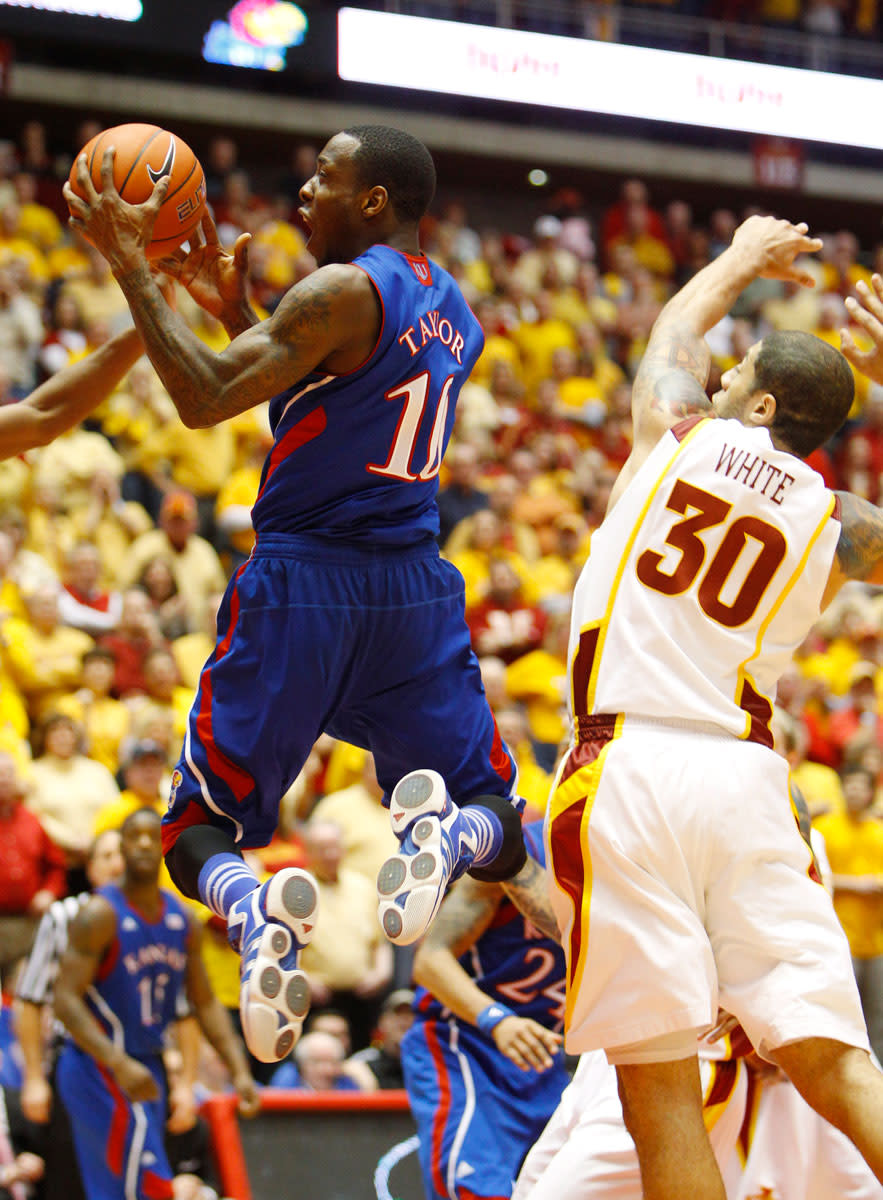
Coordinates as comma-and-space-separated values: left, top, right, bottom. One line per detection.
546, 214, 883, 1200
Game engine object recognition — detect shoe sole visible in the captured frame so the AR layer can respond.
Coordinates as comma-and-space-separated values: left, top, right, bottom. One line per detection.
240, 868, 318, 1063
378, 770, 450, 946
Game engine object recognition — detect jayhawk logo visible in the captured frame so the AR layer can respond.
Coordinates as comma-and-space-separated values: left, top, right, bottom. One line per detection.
168, 769, 183, 809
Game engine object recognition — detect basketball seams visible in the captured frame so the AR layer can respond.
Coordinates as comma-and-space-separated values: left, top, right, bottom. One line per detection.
117, 128, 163, 201
163, 152, 199, 203
87, 130, 109, 179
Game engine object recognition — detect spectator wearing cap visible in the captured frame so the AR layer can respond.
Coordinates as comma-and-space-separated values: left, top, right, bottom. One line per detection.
511, 215, 579, 293
93, 739, 168, 836
0, 751, 66, 973
346, 990, 415, 1091
123, 491, 226, 631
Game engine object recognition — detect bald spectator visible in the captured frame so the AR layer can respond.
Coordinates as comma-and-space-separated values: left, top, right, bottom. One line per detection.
268, 1030, 364, 1092
124, 491, 226, 628
300, 819, 393, 1052
0, 752, 66, 973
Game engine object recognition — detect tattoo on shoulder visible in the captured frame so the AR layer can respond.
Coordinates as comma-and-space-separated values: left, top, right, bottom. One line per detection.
635, 320, 712, 424
649, 370, 712, 421
272, 270, 342, 345
835, 491, 883, 580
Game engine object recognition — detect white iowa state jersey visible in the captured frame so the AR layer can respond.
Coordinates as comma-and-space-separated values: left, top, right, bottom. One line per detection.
569, 416, 841, 745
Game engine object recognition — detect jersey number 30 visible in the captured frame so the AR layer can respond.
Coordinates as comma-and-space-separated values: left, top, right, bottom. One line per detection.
636, 480, 786, 627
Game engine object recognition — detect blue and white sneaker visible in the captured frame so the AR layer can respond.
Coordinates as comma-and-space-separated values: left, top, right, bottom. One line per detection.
377, 770, 474, 946
227, 868, 319, 1064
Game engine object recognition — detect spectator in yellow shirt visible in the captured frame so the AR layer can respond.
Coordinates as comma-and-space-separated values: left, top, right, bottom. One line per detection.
56, 645, 131, 775
815, 764, 883, 1062
3, 584, 93, 721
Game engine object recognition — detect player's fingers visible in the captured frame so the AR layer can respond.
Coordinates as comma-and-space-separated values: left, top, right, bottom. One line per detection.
146, 173, 171, 213
201, 211, 220, 245
63, 182, 90, 219
870, 274, 883, 304
153, 255, 184, 279
99, 146, 118, 192
845, 295, 883, 341
853, 278, 883, 323
233, 231, 252, 273
72, 152, 97, 203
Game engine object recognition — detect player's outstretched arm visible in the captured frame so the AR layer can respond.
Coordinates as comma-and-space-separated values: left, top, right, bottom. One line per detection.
630, 217, 821, 452
64, 150, 378, 429
183, 918, 259, 1117
0, 326, 142, 459
54, 897, 160, 1102
414, 874, 561, 1072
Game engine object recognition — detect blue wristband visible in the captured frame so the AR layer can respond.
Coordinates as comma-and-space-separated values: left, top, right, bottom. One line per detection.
475, 1002, 515, 1037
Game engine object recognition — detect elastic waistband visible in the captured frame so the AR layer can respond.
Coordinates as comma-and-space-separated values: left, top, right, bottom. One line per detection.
252, 533, 440, 566
575, 713, 735, 743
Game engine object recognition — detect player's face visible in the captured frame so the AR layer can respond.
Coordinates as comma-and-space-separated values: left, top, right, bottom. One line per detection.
298, 133, 367, 267
121, 812, 163, 880
711, 341, 763, 421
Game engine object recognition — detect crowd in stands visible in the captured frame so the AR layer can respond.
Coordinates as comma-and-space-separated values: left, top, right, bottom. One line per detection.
2, 115, 883, 1187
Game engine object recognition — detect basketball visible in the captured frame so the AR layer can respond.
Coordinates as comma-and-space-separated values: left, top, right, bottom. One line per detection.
67, 122, 206, 260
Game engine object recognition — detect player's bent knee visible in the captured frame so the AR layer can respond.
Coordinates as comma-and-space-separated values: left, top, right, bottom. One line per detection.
165, 825, 241, 899
461, 794, 527, 882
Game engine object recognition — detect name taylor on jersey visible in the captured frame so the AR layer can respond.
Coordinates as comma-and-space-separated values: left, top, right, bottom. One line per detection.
397, 307, 468, 364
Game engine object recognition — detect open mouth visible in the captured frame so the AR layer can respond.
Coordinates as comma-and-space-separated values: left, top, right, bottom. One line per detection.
298, 207, 313, 233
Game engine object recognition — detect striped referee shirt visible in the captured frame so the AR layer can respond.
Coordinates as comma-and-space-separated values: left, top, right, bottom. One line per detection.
15, 893, 86, 1008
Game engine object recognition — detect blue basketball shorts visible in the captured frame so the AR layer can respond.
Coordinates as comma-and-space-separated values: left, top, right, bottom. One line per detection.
56, 1044, 173, 1200
163, 536, 519, 851
402, 1017, 569, 1200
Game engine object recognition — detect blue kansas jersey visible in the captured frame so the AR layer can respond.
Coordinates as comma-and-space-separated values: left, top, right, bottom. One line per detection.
252, 245, 484, 545
85, 884, 189, 1057
414, 821, 565, 1030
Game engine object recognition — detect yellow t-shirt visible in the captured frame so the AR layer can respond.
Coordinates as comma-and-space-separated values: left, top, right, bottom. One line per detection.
814, 811, 883, 958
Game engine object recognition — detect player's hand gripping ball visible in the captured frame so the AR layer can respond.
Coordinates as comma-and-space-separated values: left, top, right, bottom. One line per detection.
67, 123, 206, 260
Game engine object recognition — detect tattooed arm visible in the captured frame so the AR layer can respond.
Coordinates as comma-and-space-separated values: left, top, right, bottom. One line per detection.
63, 155, 380, 428
610, 216, 822, 510
413, 873, 561, 1071
499, 853, 560, 941
821, 492, 883, 608
100, 261, 378, 428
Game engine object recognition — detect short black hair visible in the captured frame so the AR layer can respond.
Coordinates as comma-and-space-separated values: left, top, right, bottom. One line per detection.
120, 806, 162, 837
342, 125, 436, 223
754, 331, 854, 458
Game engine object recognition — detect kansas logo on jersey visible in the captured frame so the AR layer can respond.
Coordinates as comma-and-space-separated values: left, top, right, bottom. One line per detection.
168, 768, 183, 808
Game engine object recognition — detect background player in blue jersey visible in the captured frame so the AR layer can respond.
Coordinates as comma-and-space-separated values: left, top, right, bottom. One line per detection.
53, 809, 258, 1200
404, 821, 568, 1200
66, 125, 530, 1063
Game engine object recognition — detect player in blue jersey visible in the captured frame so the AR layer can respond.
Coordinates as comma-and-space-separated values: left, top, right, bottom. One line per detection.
53, 808, 258, 1200
404, 821, 568, 1200
66, 125, 530, 1064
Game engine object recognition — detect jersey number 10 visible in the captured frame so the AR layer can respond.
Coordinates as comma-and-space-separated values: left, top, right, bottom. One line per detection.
367, 370, 454, 482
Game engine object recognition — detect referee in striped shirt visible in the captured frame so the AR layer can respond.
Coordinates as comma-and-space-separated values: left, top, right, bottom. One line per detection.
14, 829, 124, 1200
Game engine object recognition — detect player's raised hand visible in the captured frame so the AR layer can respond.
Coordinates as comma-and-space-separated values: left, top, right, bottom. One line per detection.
843, 276, 883, 385
64, 147, 168, 273
492, 1015, 562, 1072
731, 215, 821, 287
113, 1054, 161, 1102
156, 212, 251, 323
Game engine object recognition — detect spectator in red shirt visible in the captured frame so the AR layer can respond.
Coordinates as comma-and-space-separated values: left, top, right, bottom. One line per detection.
0, 752, 66, 973
57, 541, 121, 637
467, 558, 547, 665
828, 662, 883, 769
98, 588, 168, 698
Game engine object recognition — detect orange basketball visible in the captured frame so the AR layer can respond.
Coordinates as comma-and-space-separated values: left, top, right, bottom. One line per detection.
68, 122, 206, 260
